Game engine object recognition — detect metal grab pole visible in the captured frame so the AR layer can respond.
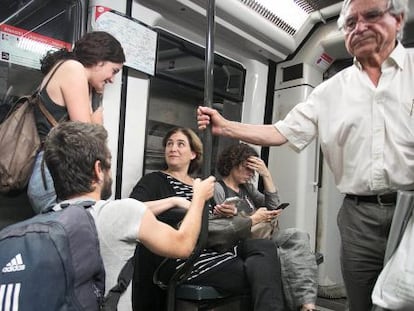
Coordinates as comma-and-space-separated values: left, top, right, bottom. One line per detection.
202, 0, 215, 178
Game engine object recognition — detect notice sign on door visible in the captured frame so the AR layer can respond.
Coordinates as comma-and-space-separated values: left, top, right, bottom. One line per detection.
91, 6, 157, 76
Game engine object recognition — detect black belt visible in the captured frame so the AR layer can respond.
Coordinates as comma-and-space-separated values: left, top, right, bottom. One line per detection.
345, 193, 397, 205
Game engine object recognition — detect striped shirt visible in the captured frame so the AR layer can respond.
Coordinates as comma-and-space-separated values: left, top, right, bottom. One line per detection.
165, 174, 238, 281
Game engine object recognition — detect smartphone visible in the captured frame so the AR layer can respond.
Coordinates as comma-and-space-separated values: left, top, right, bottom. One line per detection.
275, 202, 289, 210
222, 196, 242, 205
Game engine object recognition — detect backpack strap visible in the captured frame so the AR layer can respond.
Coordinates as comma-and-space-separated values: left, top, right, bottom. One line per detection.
101, 256, 135, 311
36, 61, 67, 127
60, 200, 96, 209
42, 200, 96, 214
38, 61, 66, 94
36, 61, 67, 190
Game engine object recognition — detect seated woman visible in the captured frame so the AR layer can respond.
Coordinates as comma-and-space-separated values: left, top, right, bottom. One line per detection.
213, 142, 318, 311
130, 127, 285, 311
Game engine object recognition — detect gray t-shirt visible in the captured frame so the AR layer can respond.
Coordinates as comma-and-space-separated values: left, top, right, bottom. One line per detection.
89, 198, 146, 311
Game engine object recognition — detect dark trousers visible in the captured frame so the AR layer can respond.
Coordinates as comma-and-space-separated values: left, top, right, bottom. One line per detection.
187, 239, 285, 311
133, 239, 285, 311
337, 197, 395, 311
132, 244, 166, 311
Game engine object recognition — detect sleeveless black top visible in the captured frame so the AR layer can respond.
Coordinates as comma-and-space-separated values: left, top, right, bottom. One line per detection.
33, 61, 69, 142
34, 88, 67, 142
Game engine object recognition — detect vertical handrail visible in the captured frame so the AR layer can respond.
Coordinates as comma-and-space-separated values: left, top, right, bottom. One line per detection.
202, 0, 215, 178
165, 3, 216, 310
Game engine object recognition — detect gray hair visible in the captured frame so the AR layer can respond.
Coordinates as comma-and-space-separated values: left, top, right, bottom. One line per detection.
337, 0, 409, 40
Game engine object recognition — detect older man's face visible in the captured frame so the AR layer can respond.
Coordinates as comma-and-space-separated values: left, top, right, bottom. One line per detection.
343, 0, 403, 60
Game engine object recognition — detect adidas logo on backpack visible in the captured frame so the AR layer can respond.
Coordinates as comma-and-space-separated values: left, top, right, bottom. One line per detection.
2, 254, 26, 273
0, 202, 105, 311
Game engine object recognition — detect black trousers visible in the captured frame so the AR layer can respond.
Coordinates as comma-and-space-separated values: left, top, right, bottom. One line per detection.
132, 244, 166, 311
338, 197, 395, 311
132, 239, 285, 311
186, 239, 285, 311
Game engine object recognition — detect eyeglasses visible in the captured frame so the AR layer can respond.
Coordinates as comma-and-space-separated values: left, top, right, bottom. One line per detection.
341, 7, 391, 34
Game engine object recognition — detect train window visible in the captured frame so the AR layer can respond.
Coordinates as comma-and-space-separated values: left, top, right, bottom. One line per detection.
143, 31, 244, 175
155, 30, 246, 103
0, 0, 83, 119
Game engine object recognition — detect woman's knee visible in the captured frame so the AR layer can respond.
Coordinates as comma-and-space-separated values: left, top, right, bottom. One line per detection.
274, 228, 310, 248
242, 238, 278, 257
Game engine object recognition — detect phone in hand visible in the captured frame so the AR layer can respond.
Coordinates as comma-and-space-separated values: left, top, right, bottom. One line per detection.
222, 196, 242, 205
275, 202, 289, 210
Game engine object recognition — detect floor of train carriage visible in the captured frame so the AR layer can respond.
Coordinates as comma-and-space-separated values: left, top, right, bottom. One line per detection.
316, 297, 348, 311
175, 296, 348, 311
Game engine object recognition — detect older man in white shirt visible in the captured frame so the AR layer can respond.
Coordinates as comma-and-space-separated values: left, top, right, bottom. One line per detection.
197, 0, 412, 310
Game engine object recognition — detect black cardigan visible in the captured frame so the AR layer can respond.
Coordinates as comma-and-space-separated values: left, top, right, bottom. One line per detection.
129, 171, 186, 311
130, 171, 187, 226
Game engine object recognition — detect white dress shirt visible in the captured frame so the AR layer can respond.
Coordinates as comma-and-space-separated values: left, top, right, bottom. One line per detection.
275, 43, 414, 195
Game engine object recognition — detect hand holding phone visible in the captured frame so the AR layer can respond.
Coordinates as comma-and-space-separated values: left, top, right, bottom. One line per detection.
275, 202, 289, 210
222, 196, 242, 205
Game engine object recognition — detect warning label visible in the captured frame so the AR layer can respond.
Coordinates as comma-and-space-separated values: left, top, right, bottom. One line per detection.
0, 24, 71, 70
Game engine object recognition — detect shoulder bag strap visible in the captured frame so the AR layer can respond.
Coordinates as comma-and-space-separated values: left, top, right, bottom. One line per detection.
38, 60, 67, 93
35, 61, 67, 126
218, 180, 229, 198
213, 179, 230, 208
217, 179, 249, 201
218, 180, 247, 200
101, 256, 135, 311
37, 101, 58, 127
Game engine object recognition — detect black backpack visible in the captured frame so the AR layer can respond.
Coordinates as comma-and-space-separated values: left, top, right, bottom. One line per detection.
0, 201, 105, 310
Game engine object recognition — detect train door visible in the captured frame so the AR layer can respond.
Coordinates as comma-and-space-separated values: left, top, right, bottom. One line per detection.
0, 0, 87, 229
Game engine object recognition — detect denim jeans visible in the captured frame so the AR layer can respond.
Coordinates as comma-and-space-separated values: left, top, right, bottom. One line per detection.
27, 150, 57, 213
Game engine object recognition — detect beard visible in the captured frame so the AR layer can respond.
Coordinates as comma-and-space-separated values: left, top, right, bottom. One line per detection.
101, 173, 113, 200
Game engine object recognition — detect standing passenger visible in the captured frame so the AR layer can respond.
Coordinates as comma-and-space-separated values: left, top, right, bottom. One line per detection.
43, 121, 215, 311
197, 0, 412, 310
28, 31, 125, 213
